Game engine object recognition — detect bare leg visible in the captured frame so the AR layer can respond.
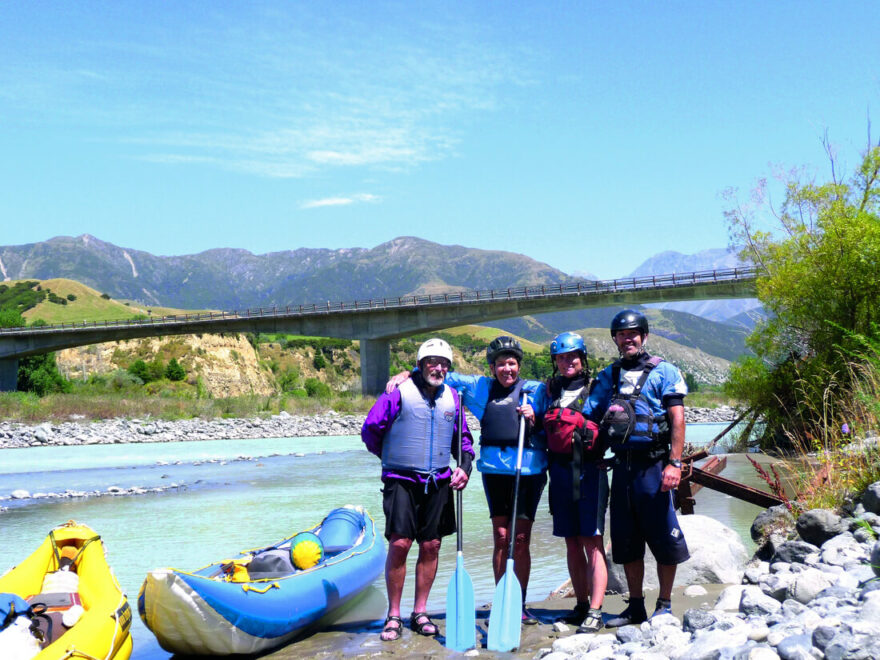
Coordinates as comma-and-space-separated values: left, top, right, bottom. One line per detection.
490, 516, 510, 583
382, 535, 412, 640
581, 535, 607, 609
413, 538, 441, 615
657, 563, 676, 601
565, 536, 590, 603
512, 518, 534, 597
622, 559, 645, 598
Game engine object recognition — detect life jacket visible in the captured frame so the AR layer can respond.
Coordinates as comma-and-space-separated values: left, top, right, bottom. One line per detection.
476, 379, 546, 476
543, 379, 602, 500
382, 379, 456, 474
479, 379, 527, 447
600, 356, 669, 451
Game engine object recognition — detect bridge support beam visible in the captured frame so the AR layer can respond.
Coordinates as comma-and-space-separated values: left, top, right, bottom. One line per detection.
0, 358, 18, 392
360, 339, 390, 396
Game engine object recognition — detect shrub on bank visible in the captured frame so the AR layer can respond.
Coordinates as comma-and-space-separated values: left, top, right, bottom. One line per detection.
753, 332, 880, 513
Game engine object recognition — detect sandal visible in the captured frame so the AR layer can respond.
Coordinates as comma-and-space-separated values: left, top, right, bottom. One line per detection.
380, 615, 403, 641
521, 607, 539, 625
409, 611, 438, 636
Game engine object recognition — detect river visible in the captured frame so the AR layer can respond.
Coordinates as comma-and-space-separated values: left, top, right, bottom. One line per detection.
0, 424, 771, 659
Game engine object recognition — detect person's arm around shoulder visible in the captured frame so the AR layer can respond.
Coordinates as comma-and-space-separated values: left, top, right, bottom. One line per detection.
385, 369, 414, 394
450, 389, 475, 490
361, 389, 402, 457
585, 368, 613, 422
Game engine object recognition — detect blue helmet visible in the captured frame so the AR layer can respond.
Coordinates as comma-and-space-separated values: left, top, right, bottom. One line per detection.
550, 331, 585, 356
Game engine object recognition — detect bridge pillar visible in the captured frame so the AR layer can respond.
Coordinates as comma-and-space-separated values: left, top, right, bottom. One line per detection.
360, 339, 390, 396
0, 358, 18, 392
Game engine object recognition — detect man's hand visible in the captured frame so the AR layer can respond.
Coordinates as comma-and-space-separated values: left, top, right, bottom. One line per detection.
660, 464, 681, 492
450, 466, 469, 490
517, 403, 535, 425
384, 370, 411, 394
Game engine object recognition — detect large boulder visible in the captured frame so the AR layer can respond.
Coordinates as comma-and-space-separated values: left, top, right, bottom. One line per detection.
796, 509, 846, 546
751, 504, 796, 542
771, 540, 820, 564
862, 481, 880, 515
751, 504, 796, 560
607, 514, 748, 593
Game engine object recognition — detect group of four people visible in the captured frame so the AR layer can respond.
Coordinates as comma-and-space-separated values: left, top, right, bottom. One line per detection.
361, 309, 690, 642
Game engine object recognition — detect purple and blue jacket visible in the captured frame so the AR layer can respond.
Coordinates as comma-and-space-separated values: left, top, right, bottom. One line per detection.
362, 372, 475, 485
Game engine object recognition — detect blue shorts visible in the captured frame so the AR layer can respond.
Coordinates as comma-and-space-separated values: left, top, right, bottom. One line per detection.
609, 455, 690, 565
548, 459, 609, 538
482, 472, 547, 521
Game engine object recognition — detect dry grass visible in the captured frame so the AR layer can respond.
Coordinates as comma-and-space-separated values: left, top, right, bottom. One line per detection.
0, 390, 375, 423
769, 355, 880, 513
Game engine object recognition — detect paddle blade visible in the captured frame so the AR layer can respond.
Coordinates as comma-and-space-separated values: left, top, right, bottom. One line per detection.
487, 559, 522, 652
445, 553, 476, 652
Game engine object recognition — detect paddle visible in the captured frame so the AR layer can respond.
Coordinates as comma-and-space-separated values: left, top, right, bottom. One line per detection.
445, 389, 476, 652
487, 391, 528, 652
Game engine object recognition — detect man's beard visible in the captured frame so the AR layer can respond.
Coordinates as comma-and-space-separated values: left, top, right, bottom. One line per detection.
424, 371, 445, 387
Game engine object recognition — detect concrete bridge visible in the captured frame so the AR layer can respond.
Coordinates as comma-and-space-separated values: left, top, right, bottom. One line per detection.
0, 267, 757, 394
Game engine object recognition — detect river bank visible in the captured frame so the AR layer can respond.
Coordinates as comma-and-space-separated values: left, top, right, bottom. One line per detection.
267, 486, 880, 660
0, 406, 741, 450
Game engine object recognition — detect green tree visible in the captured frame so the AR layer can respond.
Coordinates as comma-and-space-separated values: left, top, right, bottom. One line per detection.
17, 353, 71, 396
128, 359, 150, 383
146, 359, 166, 382
165, 358, 186, 381
724, 141, 880, 449
304, 377, 331, 398
278, 368, 301, 392
0, 309, 25, 328
312, 350, 327, 370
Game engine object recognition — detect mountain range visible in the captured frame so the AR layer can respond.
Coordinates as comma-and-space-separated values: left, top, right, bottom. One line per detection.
1, 234, 759, 363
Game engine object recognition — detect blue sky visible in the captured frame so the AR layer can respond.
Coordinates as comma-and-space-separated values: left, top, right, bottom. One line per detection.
1, 2, 878, 279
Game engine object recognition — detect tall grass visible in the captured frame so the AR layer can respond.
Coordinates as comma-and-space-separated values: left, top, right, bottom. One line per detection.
773, 336, 880, 512
0, 390, 375, 423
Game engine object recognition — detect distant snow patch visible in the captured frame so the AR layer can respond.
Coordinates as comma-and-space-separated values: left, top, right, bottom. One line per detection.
123, 251, 138, 278
0, 255, 8, 280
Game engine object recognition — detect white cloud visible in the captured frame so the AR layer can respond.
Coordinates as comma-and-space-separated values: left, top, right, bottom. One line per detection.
0, 7, 527, 179
300, 193, 380, 210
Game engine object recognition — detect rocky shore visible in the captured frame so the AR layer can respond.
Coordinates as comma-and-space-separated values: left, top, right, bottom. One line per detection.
534, 483, 880, 660
0, 407, 739, 450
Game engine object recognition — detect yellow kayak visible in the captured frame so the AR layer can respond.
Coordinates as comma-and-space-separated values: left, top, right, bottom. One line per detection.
0, 521, 132, 660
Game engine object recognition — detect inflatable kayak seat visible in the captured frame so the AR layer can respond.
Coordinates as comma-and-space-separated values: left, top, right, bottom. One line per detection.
317, 508, 364, 556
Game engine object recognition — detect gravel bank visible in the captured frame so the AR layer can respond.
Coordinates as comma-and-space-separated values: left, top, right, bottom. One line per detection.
0, 407, 740, 450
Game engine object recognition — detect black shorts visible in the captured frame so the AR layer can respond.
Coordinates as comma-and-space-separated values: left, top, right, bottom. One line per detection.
482, 472, 547, 521
609, 455, 690, 565
382, 478, 456, 542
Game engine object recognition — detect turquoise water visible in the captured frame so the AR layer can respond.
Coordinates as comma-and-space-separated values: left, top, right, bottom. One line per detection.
0, 423, 763, 658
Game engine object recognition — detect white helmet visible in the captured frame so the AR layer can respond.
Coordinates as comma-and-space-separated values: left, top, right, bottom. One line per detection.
417, 338, 453, 366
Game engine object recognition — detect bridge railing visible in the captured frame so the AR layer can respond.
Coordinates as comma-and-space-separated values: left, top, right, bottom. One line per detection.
0, 266, 757, 336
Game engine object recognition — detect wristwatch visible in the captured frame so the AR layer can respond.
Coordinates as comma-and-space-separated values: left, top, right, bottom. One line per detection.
668, 458, 682, 469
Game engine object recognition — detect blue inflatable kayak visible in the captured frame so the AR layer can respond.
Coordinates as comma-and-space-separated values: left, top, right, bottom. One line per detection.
138, 505, 385, 655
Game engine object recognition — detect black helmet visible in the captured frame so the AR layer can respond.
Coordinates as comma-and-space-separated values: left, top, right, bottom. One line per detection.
486, 336, 523, 364
610, 309, 649, 337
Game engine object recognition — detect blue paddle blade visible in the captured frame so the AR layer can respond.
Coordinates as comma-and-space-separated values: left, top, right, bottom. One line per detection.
445, 552, 476, 651
487, 558, 522, 652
